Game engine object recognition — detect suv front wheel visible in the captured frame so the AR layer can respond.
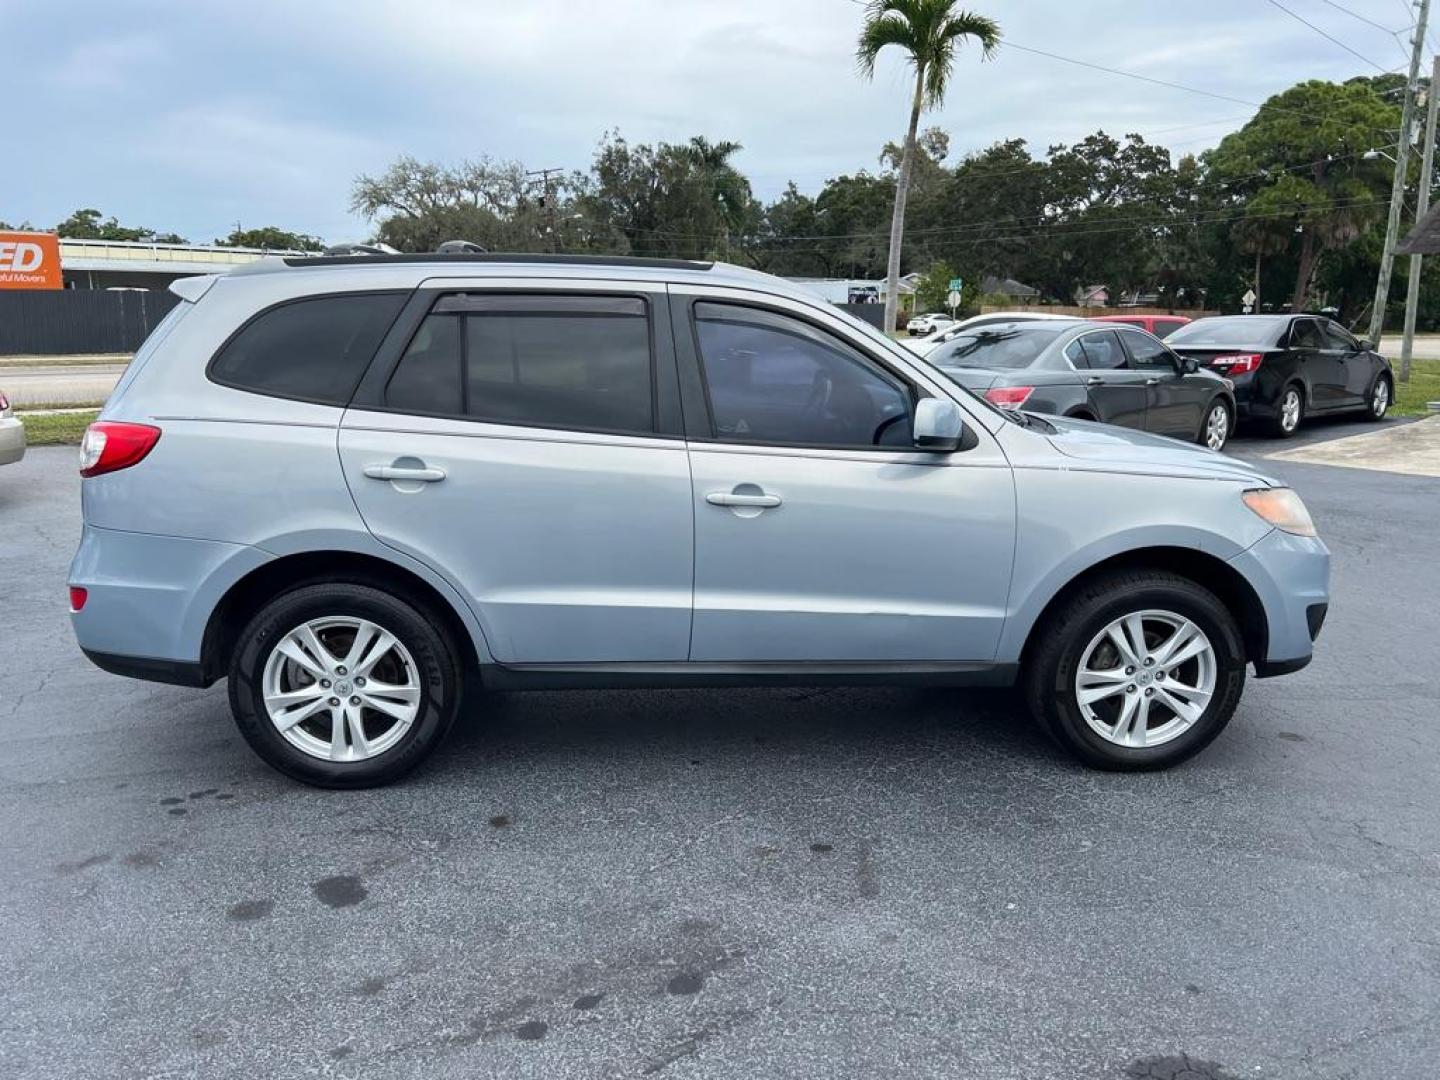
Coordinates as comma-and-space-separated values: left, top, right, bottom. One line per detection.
228, 583, 462, 788
1023, 571, 1246, 770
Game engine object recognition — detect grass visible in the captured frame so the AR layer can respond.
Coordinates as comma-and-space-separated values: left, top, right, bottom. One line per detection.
18, 409, 99, 446
1391, 358, 1440, 417
0, 353, 131, 367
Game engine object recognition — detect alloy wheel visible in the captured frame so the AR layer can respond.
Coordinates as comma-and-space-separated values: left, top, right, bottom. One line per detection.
1204, 404, 1229, 450
1279, 389, 1301, 433
261, 616, 422, 762
1074, 609, 1217, 749
1372, 379, 1390, 418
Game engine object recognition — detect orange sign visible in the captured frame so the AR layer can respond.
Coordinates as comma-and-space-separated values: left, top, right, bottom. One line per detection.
0, 231, 63, 290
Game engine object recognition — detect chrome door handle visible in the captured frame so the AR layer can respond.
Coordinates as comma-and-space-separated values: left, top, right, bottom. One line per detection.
706, 491, 781, 508
1084, 375, 1104, 386
1144, 377, 1160, 385
363, 463, 447, 483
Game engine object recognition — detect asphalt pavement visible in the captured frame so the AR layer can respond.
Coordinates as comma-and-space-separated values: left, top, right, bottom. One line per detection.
2, 425, 1438, 1080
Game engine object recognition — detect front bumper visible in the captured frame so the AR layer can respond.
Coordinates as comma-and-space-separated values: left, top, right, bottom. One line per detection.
1228, 527, 1331, 677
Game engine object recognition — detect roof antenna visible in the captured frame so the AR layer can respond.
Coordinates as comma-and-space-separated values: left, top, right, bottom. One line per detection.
436, 240, 488, 254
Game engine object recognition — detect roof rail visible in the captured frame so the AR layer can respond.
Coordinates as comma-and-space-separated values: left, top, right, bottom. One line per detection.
319, 242, 400, 257
281, 252, 716, 271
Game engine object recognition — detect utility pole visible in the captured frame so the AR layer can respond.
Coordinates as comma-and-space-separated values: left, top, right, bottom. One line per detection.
527, 167, 563, 253
1367, 0, 1430, 347
1400, 54, 1440, 383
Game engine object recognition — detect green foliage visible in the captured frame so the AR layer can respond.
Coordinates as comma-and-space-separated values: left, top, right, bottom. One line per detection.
856, 0, 999, 108
55, 208, 187, 244
914, 260, 958, 311
217, 226, 324, 251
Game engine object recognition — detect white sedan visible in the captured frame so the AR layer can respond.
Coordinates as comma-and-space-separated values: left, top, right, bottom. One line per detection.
0, 390, 26, 466
901, 311, 1076, 354
906, 312, 956, 336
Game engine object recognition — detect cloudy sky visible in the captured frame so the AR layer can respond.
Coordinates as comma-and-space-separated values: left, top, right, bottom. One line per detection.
0, 0, 1417, 244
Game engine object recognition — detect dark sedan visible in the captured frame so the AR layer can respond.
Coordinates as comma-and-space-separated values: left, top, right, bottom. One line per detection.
924, 320, 1237, 450
1166, 314, 1393, 437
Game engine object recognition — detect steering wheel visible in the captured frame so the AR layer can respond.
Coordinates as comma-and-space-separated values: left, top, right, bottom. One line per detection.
872, 413, 907, 446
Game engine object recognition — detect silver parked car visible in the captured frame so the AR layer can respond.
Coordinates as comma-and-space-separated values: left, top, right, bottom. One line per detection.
68, 254, 1329, 787
0, 390, 26, 466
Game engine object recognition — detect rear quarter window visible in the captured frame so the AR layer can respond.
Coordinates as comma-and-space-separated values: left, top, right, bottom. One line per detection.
209, 292, 408, 405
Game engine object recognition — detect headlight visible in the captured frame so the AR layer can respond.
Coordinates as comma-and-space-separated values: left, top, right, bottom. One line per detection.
1242, 488, 1317, 537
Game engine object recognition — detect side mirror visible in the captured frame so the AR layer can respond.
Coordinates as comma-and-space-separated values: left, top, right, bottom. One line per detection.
1181, 355, 1200, 374
914, 397, 964, 451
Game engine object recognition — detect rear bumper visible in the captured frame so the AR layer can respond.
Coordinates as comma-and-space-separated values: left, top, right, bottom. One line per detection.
81, 648, 210, 687
0, 416, 25, 465
69, 523, 271, 678
1228, 528, 1330, 677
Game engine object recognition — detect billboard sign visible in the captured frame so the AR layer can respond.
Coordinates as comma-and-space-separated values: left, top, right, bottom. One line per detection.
0, 231, 63, 290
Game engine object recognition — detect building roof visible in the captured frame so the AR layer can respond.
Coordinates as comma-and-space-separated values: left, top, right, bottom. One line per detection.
981, 275, 1039, 298
1397, 202, 1440, 254
60, 237, 309, 276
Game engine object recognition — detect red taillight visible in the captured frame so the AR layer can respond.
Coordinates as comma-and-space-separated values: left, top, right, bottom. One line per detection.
1210, 353, 1263, 375
984, 385, 1035, 409
69, 587, 88, 612
79, 421, 161, 478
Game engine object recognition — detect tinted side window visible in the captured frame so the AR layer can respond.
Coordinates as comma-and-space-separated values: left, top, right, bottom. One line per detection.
1120, 330, 1176, 370
1154, 320, 1186, 338
1289, 319, 1323, 349
1323, 321, 1359, 351
463, 298, 653, 433
694, 302, 912, 448
1078, 331, 1126, 370
386, 314, 462, 414
210, 293, 406, 405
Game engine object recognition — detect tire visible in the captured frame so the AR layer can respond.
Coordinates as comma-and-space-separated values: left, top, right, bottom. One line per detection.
1364, 373, 1392, 421
228, 583, 462, 788
1197, 399, 1232, 451
1022, 570, 1247, 771
1269, 384, 1303, 438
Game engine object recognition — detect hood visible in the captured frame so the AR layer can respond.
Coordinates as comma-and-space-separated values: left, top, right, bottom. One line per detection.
1041, 414, 1278, 485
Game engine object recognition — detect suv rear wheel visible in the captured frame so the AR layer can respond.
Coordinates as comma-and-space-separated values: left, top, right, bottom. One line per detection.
228, 583, 461, 788
1023, 571, 1246, 770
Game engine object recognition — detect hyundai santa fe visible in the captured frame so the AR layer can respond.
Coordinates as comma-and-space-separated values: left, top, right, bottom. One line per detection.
68, 253, 1329, 787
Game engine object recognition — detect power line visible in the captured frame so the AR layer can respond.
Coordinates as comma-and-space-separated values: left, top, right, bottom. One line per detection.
1317, 0, 1408, 35
1263, 0, 1391, 71
1002, 40, 1402, 136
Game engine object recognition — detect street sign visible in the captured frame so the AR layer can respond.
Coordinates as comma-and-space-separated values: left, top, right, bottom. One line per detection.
946, 290, 962, 310
1242, 289, 1256, 305
948, 277, 964, 293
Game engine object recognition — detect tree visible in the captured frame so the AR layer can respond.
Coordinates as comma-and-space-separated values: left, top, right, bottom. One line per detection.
856, 0, 998, 329
56, 208, 187, 244
1206, 80, 1396, 312
914, 260, 959, 313
217, 226, 324, 251
580, 132, 755, 261
351, 155, 575, 252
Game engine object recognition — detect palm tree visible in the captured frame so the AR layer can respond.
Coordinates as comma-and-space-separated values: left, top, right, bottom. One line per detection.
857, 0, 999, 331
683, 137, 753, 257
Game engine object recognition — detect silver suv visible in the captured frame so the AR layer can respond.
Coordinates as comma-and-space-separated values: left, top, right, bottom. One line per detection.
68, 254, 1329, 787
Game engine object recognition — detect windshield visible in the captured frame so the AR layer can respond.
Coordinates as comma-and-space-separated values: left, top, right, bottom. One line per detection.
1168, 317, 1286, 347
927, 326, 1066, 369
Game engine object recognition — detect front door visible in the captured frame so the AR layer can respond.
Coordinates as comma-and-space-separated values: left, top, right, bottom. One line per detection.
1073, 329, 1150, 430
339, 288, 693, 664
1324, 320, 1370, 406
1290, 317, 1346, 410
676, 295, 1016, 663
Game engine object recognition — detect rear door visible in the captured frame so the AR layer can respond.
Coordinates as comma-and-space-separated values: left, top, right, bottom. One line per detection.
1117, 327, 1203, 436
339, 284, 694, 664
1071, 329, 1149, 429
